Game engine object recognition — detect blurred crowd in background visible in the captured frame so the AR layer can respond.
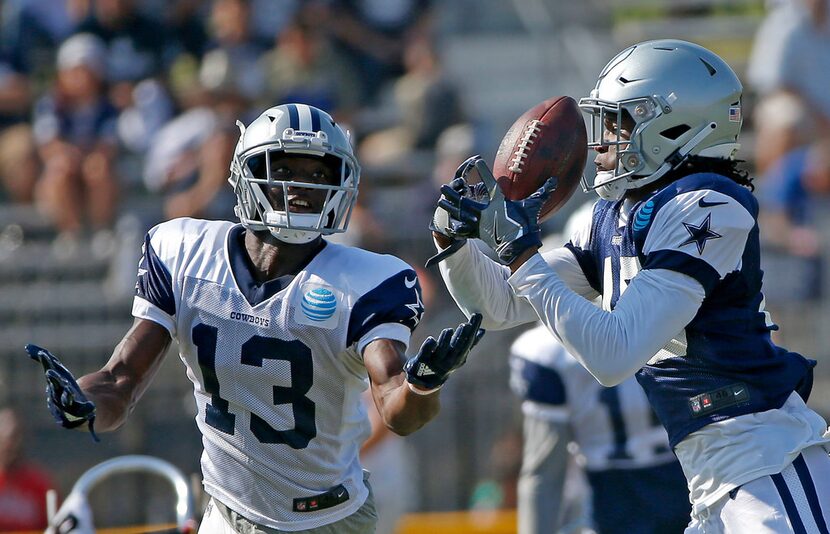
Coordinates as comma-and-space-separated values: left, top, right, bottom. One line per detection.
1, 0, 830, 531
0, 0, 466, 260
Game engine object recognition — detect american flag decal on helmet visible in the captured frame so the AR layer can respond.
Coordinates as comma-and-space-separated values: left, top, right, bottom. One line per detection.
728, 105, 741, 123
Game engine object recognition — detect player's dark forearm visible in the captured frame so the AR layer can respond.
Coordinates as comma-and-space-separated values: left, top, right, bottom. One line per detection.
78, 319, 172, 431
77, 369, 136, 431
379, 380, 441, 436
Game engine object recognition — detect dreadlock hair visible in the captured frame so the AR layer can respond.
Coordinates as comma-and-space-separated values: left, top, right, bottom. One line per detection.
662, 155, 754, 191
626, 155, 754, 203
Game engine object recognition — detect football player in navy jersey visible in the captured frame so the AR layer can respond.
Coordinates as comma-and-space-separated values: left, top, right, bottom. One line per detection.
27, 103, 483, 533
431, 40, 830, 533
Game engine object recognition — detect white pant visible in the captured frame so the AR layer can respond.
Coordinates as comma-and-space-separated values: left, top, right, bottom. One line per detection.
686, 444, 830, 533
199, 479, 378, 534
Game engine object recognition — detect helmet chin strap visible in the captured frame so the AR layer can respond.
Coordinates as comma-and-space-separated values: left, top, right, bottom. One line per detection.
595, 170, 627, 201
264, 211, 321, 244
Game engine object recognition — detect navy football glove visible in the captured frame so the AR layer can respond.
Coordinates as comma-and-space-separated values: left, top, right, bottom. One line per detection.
426, 156, 486, 268
404, 313, 485, 391
437, 156, 557, 265
26, 344, 99, 441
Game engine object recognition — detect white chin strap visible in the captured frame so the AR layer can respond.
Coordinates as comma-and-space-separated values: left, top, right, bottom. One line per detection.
594, 170, 628, 201
264, 212, 322, 244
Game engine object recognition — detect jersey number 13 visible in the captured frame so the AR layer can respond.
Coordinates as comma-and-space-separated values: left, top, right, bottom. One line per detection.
192, 323, 316, 449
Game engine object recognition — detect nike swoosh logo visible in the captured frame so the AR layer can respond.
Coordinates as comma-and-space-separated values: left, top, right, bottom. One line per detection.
698, 198, 728, 208
734, 389, 743, 396
404, 276, 417, 289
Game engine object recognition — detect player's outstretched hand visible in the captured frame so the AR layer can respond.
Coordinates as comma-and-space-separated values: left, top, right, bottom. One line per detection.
438, 156, 557, 265
426, 156, 487, 267
26, 344, 99, 441
404, 313, 485, 391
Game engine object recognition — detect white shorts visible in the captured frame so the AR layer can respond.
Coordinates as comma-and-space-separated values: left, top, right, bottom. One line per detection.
686, 444, 830, 534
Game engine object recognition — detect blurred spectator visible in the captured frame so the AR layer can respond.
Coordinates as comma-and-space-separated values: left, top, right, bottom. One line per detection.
205, 0, 266, 104
0, 48, 37, 204
142, 48, 256, 223
248, 0, 300, 49
752, 91, 819, 176
326, 0, 433, 103
0, 51, 32, 129
259, 5, 362, 120
0, 124, 39, 205
747, 0, 830, 129
468, 426, 523, 510
360, 390, 418, 534
32, 33, 119, 238
76, 0, 170, 111
0, 0, 81, 76
116, 77, 175, 158
0, 407, 56, 532
758, 136, 830, 258
165, 0, 211, 60
358, 35, 465, 167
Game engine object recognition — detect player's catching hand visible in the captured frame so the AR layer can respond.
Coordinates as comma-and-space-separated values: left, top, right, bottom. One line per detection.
26, 344, 99, 441
430, 156, 557, 266
404, 313, 485, 392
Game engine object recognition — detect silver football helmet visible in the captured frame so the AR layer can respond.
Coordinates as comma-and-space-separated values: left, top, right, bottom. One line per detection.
228, 104, 360, 243
579, 39, 743, 200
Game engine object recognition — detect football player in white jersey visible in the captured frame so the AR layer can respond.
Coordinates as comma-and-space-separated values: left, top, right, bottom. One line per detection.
430, 40, 830, 533
27, 103, 484, 533
510, 324, 689, 534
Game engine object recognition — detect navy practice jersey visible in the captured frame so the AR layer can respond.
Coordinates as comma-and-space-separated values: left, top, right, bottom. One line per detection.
565, 173, 816, 447
132, 218, 424, 530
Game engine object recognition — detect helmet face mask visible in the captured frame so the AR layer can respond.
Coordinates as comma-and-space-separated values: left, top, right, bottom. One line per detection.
578, 39, 743, 201
228, 104, 360, 244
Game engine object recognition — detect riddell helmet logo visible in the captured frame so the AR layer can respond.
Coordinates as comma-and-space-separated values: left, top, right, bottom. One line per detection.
301, 288, 337, 321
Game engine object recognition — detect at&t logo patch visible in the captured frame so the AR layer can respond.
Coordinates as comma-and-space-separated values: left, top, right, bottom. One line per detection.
295, 284, 341, 329
302, 287, 337, 321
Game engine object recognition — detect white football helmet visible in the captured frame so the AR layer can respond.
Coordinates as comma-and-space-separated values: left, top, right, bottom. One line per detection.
578, 39, 743, 201
228, 104, 360, 243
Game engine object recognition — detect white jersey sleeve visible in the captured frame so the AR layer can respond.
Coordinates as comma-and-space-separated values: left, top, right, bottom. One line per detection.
509, 243, 710, 385
132, 217, 231, 336
435, 239, 597, 331
642, 189, 755, 281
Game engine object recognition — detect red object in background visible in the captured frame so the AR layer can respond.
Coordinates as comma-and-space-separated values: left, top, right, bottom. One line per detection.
0, 463, 54, 532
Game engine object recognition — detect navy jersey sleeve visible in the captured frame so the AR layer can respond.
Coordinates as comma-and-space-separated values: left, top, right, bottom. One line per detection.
509, 356, 567, 406
135, 233, 176, 316
347, 269, 424, 350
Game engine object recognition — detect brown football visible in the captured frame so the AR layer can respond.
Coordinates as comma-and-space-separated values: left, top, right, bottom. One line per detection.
492, 96, 588, 221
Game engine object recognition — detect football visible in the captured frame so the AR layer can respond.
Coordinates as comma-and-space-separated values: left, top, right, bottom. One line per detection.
492, 96, 588, 221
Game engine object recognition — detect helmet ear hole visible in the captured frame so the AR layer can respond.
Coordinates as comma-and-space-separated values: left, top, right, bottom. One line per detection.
246, 155, 265, 178
660, 125, 691, 140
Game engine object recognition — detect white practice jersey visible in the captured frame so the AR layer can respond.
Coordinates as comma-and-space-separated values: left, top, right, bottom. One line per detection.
510, 324, 675, 472
132, 218, 424, 531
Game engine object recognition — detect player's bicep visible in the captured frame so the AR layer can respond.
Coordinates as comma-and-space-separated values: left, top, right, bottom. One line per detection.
363, 338, 407, 390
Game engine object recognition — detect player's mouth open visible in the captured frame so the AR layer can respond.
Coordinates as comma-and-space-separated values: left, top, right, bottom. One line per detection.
288, 198, 315, 212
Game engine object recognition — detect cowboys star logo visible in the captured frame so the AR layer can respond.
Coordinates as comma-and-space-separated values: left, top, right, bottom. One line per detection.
679, 213, 721, 254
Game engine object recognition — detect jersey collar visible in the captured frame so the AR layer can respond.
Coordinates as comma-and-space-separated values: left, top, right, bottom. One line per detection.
226, 224, 327, 307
